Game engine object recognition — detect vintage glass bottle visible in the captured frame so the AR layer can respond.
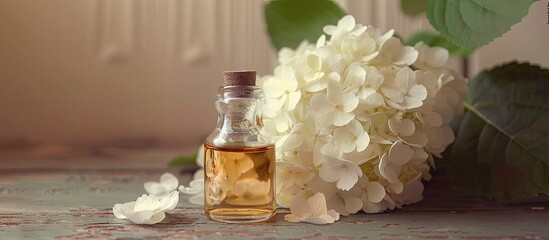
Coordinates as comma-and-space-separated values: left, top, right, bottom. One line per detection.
204, 71, 276, 223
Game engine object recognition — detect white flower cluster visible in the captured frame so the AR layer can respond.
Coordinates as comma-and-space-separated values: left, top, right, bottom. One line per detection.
259, 15, 467, 218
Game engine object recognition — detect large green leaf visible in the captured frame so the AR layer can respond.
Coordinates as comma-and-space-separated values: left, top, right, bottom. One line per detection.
401, 0, 427, 17
406, 31, 474, 58
426, 0, 535, 49
450, 62, 549, 200
264, 0, 345, 50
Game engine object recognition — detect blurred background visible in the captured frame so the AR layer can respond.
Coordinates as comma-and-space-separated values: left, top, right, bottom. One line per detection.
1, 0, 548, 164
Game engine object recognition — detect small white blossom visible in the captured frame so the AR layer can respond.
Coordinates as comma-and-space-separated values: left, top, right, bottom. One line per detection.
263, 65, 301, 117
414, 42, 449, 70
388, 112, 415, 137
318, 144, 364, 191
333, 119, 370, 153
308, 176, 362, 216
375, 38, 418, 67
378, 140, 414, 193
144, 173, 179, 198
277, 160, 315, 193
310, 81, 359, 127
353, 176, 388, 213
323, 15, 367, 50
113, 190, 179, 224
381, 67, 428, 110
300, 47, 346, 92
278, 40, 314, 64
341, 64, 366, 93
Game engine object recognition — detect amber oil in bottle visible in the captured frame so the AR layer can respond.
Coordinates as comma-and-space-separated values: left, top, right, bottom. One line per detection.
204, 71, 276, 223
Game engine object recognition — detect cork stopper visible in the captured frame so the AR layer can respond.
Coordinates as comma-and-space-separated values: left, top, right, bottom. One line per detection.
223, 70, 256, 86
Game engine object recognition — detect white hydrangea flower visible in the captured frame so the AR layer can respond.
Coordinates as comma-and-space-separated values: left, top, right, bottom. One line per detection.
113, 190, 179, 224
256, 14, 467, 222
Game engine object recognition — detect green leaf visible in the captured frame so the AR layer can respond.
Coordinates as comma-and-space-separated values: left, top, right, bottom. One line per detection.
401, 0, 427, 17
450, 62, 549, 200
264, 0, 345, 50
406, 31, 474, 58
168, 152, 197, 167
426, 0, 535, 49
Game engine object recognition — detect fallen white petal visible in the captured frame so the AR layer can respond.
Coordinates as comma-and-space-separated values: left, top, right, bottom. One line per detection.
112, 191, 179, 225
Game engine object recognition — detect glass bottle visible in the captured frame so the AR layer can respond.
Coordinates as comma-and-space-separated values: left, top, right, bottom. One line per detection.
204, 70, 276, 223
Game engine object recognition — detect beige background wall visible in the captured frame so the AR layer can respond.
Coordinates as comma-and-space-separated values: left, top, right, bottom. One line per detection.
1, 0, 548, 148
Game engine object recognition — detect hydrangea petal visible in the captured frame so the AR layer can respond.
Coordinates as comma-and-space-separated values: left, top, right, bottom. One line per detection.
343, 196, 363, 214
158, 191, 179, 212
333, 111, 355, 127
366, 182, 385, 203
307, 192, 329, 216
159, 173, 179, 191
340, 93, 359, 112
338, 15, 356, 31
134, 194, 160, 212
143, 182, 164, 196
389, 141, 414, 166
128, 211, 164, 225
336, 167, 360, 191
356, 133, 370, 152
113, 202, 134, 219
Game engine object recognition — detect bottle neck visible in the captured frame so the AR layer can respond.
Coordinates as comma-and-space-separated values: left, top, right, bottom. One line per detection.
217, 98, 258, 133
207, 86, 265, 147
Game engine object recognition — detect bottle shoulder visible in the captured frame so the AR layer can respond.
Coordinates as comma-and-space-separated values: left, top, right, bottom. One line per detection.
204, 130, 271, 149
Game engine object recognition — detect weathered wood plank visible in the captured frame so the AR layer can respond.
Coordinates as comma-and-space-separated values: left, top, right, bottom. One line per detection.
0, 166, 548, 239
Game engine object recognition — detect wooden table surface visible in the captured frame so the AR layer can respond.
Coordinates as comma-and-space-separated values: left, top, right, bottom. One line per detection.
1, 147, 548, 240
